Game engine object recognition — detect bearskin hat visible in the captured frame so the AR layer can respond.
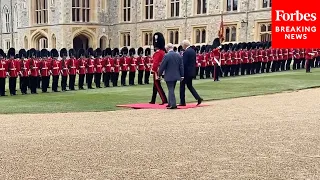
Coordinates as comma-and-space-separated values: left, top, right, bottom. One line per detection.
7, 48, 15, 58
212, 38, 221, 49
19, 49, 27, 58
196, 45, 201, 51
194, 47, 199, 53
41, 49, 48, 57
232, 43, 238, 51
86, 48, 94, 57
153, 32, 165, 50
121, 47, 128, 55
28, 48, 36, 58
200, 45, 206, 53
129, 48, 136, 56
205, 45, 212, 52
105, 48, 112, 56
69, 49, 75, 57
102, 50, 106, 57
178, 45, 183, 52
36, 50, 41, 58
49, 49, 58, 58
237, 43, 242, 50
224, 44, 229, 51
112, 48, 119, 57
78, 49, 85, 58
0, 49, 5, 58
247, 42, 252, 50
95, 48, 102, 57
137, 47, 144, 55
267, 41, 271, 48
60, 48, 68, 57
145, 48, 151, 56
228, 43, 233, 50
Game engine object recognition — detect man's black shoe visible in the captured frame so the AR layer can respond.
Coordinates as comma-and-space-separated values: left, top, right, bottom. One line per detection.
197, 98, 203, 106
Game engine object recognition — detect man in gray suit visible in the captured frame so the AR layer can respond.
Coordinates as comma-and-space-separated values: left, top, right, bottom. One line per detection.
159, 43, 184, 109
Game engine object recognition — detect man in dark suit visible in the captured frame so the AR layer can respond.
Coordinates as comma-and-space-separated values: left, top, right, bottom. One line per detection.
179, 40, 203, 106
159, 43, 184, 109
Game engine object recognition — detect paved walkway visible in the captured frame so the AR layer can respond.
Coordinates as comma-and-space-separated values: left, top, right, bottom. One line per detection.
0, 89, 320, 179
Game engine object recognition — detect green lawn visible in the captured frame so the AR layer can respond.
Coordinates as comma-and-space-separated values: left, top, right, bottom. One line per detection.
1, 69, 319, 114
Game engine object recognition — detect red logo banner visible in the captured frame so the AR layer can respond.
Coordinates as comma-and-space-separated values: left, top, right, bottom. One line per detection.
272, 0, 320, 48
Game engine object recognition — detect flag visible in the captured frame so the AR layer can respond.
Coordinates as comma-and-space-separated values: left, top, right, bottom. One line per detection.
218, 14, 224, 42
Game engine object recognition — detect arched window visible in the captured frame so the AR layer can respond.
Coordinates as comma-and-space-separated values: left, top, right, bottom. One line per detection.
72, 0, 90, 22
35, 0, 48, 24
193, 27, 206, 44
120, 32, 130, 47
2, 6, 10, 33
224, 25, 237, 42
38, 37, 48, 50
167, 29, 179, 45
258, 22, 272, 42
142, 31, 152, 46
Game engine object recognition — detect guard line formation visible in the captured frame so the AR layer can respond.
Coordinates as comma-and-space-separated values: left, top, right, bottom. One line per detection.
0, 42, 318, 96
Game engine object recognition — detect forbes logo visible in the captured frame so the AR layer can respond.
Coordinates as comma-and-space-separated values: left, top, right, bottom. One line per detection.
275, 10, 317, 21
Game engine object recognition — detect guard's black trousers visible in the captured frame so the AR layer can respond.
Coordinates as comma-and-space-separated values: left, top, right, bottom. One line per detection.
20, 77, 29, 94
61, 76, 68, 91
199, 67, 205, 79
0, 78, 5, 96
87, 73, 94, 88
144, 71, 150, 84
51, 76, 59, 92
121, 71, 128, 86
95, 73, 102, 88
138, 70, 144, 84
112, 72, 119, 87
78, 74, 85, 89
150, 75, 168, 104
129, 72, 135, 85
69, 75, 76, 90
103, 72, 112, 87
42, 76, 50, 92
9, 77, 17, 95
30, 76, 38, 94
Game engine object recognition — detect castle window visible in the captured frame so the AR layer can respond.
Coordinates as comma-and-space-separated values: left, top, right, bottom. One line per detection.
142, 31, 153, 46
193, 27, 206, 44
262, 0, 271, 8
144, 0, 153, 20
167, 29, 179, 45
258, 22, 272, 42
72, 0, 90, 22
226, 0, 238, 11
2, 6, 10, 33
35, 0, 48, 24
196, 0, 207, 14
224, 25, 237, 42
120, 32, 131, 47
122, 0, 131, 21
169, 0, 179, 17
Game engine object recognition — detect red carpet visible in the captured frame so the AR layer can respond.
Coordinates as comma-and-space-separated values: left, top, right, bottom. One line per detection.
117, 103, 208, 109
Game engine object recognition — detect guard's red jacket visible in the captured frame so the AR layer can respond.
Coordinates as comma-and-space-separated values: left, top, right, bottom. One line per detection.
68, 58, 78, 75
114, 58, 121, 73
8, 59, 20, 77
144, 56, 152, 71
61, 59, 69, 76
20, 59, 30, 77
95, 57, 104, 73
220, 51, 226, 66
137, 56, 145, 71
104, 57, 114, 72
129, 57, 137, 72
283, 49, 288, 60
120, 56, 130, 71
0, 59, 8, 78
152, 49, 165, 73
305, 48, 313, 60
30, 59, 40, 77
40, 59, 51, 77
87, 58, 95, 74
51, 59, 61, 76
78, 58, 87, 74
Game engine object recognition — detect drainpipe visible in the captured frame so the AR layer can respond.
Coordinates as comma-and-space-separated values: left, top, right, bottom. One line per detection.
10, 0, 14, 48
184, 0, 188, 40
245, 0, 249, 42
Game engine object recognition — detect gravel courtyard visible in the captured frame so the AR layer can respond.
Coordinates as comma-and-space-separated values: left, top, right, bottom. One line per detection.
1, 89, 320, 180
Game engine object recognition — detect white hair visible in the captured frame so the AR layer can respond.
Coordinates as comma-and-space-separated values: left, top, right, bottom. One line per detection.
166, 43, 174, 50
181, 40, 191, 47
